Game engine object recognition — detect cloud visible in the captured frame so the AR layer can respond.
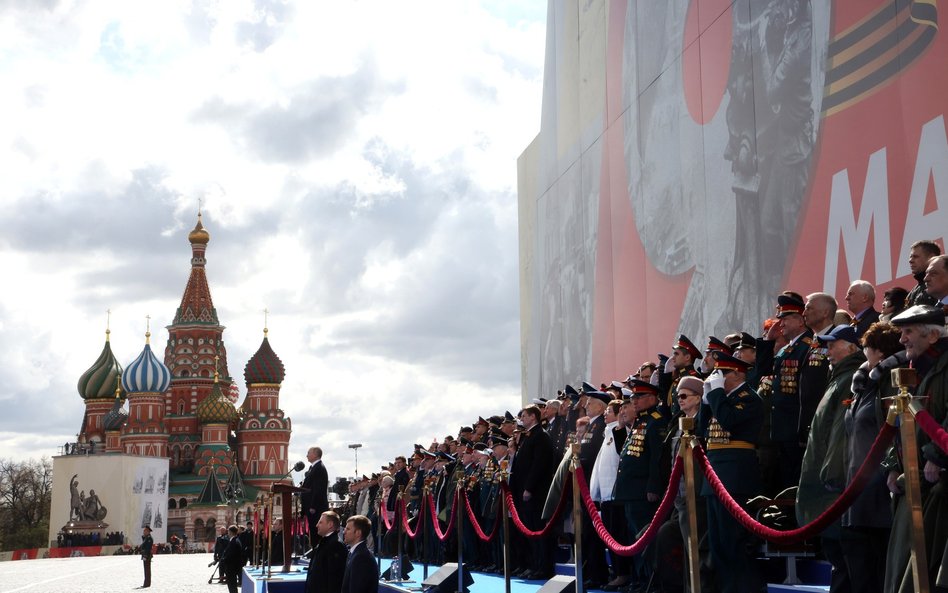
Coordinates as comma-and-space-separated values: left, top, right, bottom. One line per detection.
193, 61, 402, 164
0, 0, 544, 480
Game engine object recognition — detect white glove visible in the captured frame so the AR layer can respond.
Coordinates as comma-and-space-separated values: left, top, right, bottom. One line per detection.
702, 379, 712, 404
649, 370, 660, 386
664, 357, 675, 373
705, 370, 725, 393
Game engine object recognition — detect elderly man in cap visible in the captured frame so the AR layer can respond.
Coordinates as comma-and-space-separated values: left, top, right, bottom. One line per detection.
659, 335, 704, 410
614, 379, 670, 590
884, 305, 948, 593
576, 386, 612, 589
699, 351, 764, 593
797, 325, 866, 593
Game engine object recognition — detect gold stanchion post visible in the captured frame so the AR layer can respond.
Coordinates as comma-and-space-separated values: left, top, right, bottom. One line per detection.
570, 443, 584, 590
499, 459, 511, 593
679, 417, 701, 593
890, 367, 930, 593
266, 494, 275, 578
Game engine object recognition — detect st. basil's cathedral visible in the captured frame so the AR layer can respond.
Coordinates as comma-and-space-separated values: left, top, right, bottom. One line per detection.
64, 213, 292, 544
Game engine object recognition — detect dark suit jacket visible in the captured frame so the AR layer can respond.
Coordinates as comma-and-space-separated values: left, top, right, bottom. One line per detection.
511, 424, 557, 500
306, 532, 347, 593
221, 536, 244, 575
303, 461, 330, 517
341, 541, 378, 593
579, 415, 606, 475
852, 307, 880, 338
387, 468, 410, 512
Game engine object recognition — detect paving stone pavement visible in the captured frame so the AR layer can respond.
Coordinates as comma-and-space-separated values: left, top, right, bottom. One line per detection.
0, 553, 229, 593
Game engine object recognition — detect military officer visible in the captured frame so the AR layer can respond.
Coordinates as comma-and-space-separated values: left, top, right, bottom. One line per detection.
755, 291, 813, 490
613, 379, 670, 587
698, 351, 764, 593
659, 335, 704, 411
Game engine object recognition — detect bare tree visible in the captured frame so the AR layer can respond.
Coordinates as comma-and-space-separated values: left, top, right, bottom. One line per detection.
0, 457, 53, 551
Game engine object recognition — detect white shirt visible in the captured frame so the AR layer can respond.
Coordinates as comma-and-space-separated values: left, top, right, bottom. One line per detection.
589, 421, 622, 502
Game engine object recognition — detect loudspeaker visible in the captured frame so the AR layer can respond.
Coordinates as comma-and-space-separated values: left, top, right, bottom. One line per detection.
420, 562, 474, 593
535, 575, 576, 593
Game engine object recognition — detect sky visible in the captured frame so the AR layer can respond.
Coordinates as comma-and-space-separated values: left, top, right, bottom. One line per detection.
0, 0, 546, 484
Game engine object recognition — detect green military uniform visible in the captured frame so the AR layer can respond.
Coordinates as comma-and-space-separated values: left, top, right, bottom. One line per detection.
698, 352, 764, 593
796, 327, 866, 593
614, 381, 670, 583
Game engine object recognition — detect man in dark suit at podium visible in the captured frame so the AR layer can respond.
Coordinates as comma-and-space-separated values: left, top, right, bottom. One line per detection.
342, 515, 378, 593
302, 447, 329, 539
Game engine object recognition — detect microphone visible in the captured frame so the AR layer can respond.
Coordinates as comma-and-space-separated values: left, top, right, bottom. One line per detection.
293, 460, 306, 472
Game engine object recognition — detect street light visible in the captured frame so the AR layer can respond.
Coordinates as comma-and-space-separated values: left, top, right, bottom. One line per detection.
348, 443, 362, 477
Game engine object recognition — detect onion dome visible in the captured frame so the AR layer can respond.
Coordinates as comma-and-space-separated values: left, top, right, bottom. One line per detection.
103, 394, 129, 431
122, 331, 172, 394
244, 330, 285, 385
188, 212, 210, 244
77, 329, 125, 400
227, 382, 240, 404
197, 376, 237, 424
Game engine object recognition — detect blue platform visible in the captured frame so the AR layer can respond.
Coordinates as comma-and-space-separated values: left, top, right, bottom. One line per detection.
239, 557, 831, 593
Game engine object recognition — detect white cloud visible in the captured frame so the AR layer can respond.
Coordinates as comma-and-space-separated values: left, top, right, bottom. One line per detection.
0, 0, 543, 480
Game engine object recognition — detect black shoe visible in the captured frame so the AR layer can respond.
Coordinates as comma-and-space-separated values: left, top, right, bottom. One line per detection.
583, 579, 604, 591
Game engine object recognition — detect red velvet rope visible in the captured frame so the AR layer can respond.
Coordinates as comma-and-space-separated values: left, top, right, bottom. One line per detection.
501, 479, 571, 539
574, 459, 682, 556
426, 489, 459, 541
694, 422, 896, 544
460, 489, 501, 542
380, 498, 394, 531
915, 409, 948, 456
398, 495, 423, 539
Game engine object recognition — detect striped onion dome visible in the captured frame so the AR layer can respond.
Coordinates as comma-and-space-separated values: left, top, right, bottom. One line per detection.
77, 332, 125, 400
103, 396, 129, 431
121, 334, 172, 394
197, 379, 237, 424
243, 334, 285, 385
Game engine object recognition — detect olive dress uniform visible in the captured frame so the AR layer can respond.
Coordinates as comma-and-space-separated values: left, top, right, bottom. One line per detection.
698, 364, 764, 593
756, 328, 813, 490
614, 401, 670, 583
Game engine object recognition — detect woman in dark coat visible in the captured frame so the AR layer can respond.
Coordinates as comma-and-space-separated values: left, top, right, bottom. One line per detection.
842, 321, 905, 593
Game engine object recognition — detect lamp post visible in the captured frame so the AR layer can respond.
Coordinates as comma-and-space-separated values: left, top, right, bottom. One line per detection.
348, 443, 362, 477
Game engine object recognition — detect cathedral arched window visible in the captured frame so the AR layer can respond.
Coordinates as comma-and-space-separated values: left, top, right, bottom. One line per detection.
168, 499, 177, 510
201, 369, 210, 378
177, 401, 185, 415
180, 498, 188, 508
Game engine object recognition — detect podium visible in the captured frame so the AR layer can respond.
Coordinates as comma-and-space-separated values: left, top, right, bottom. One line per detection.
271, 482, 308, 574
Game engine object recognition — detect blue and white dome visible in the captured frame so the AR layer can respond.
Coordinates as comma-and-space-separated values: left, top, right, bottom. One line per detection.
122, 337, 171, 394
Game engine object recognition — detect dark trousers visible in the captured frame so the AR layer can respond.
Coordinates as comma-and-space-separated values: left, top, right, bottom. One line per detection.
520, 496, 553, 574
623, 499, 658, 582
821, 536, 852, 593
840, 526, 888, 593
583, 505, 609, 584
776, 442, 804, 492
142, 558, 151, 587
705, 496, 762, 593
225, 569, 239, 593
601, 501, 630, 578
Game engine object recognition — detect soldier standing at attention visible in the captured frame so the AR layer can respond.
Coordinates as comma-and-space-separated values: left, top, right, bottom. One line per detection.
140, 526, 154, 589
699, 351, 764, 593
614, 379, 670, 589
